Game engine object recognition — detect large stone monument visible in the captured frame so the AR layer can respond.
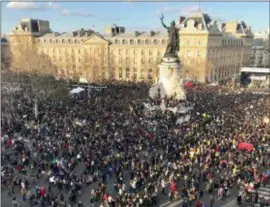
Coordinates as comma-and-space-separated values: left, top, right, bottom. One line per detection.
149, 14, 186, 100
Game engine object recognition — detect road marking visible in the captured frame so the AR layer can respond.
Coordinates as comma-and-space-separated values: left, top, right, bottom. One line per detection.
159, 199, 182, 207
258, 184, 270, 202
168, 199, 183, 207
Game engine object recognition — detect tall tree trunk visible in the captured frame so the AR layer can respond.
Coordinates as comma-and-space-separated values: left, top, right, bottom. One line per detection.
34, 96, 38, 119
88, 81, 90, 98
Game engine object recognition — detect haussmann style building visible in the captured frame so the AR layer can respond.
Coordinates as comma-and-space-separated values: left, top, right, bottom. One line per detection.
8, 12, 254, 83
1, 36, 11, 72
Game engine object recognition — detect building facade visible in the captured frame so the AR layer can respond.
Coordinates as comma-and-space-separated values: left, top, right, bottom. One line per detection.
254, 29, 269, 41
1, 37, 11, 71
8, 12, 254, 83
251, 29, 269, 68
251, 46, 269, 68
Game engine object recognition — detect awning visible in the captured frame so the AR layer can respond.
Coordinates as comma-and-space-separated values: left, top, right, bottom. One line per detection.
69, 87, 85, 94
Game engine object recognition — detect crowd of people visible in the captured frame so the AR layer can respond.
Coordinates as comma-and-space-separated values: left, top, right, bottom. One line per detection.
1, 81, 270, 207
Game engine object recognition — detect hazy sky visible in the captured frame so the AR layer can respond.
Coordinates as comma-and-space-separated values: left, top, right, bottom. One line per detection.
1, 1, 269, 34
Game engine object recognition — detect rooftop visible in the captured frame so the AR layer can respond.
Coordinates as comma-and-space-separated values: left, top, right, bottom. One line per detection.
12, 13, 253, 40
241, 67, 270, 74
180, 12, 221, 33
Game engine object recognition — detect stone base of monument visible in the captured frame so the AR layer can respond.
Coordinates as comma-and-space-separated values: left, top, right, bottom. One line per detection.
149, 55, 186, 100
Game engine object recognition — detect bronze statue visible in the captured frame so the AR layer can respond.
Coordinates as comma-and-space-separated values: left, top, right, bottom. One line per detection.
160, 14, 180, 57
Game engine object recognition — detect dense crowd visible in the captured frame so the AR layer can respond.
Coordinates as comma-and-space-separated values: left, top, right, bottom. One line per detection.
1, 82, 270, 207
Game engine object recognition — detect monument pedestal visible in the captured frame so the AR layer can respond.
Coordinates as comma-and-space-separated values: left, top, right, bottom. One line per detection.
149, 56, 186, 100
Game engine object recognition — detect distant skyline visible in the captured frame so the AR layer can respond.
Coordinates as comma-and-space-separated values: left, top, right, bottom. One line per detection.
1, 1, 269, 35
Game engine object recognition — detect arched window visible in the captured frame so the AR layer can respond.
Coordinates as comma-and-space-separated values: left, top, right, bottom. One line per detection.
122, 39, 127, 44
49, 39, 52, 43
126, 68, 130, 78
115, 39, 119, 44
119, 68, 123, 78
141, 58, 145, 64
75, 39, 78, 44
153, 39, 158, 44
162, 39, 166, 45
55, 39, 59, 43
148, 71, 153, 80
145, 39, 150, 45
137, 39, 141, 45
62, 39, 64, 43
130, 39, 134, 45
68, 39, 71, 44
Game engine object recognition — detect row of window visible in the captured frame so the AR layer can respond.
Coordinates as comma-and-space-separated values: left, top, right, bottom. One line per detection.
118, 74, 153, 80
208, 48, 245, 56
40, 47, 104, 54
113, 49, 162, 56
216, 68, 235, 78
222, 39, 243, 46
44, 52, 158, 66
114, 39, 167, 45
118, 68, 153, 73
37, 37, 244, 47
37, 38, 169, 46
37, 38, 81, 44
186, 50, 202, 57
113, 58, 159, 65
118, 68, 153, 79
183, 39, 202, 46
41, 47, 163, 57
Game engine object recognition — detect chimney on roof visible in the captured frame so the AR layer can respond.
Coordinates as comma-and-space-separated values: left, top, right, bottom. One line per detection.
150, 31, 155, 36
105, 24, 125, 36
134, 31, 140, 37
179, 16, 186, 25
72, 31, 78, 37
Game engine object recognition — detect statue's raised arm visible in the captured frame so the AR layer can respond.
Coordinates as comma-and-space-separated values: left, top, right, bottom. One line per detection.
159, 14, 180, 57
160, 14, 168, 29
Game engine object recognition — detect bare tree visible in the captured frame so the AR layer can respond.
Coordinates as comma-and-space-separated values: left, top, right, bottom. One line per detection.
150, 57, 162, 83
180, 57, 213, 82
9, 34, 66, 118
108, 52, 116, 81
61, 49, 76, 80
10, 35, 56, 75
1, 44, 12, 72
99, 47, 107, 81
181, 57, 195, 80
81, 51, 103, 83
203, 59, 215, 82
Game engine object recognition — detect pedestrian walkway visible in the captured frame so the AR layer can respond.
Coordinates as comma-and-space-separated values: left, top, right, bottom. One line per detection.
167, 199, 183, 207
254, 184, 270, 207
159, 198, 182, 207
220, 184, 270, 207
220, 199, 237, 207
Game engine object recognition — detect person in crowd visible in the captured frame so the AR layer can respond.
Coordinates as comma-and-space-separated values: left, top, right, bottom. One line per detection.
1, 81, 269, 206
